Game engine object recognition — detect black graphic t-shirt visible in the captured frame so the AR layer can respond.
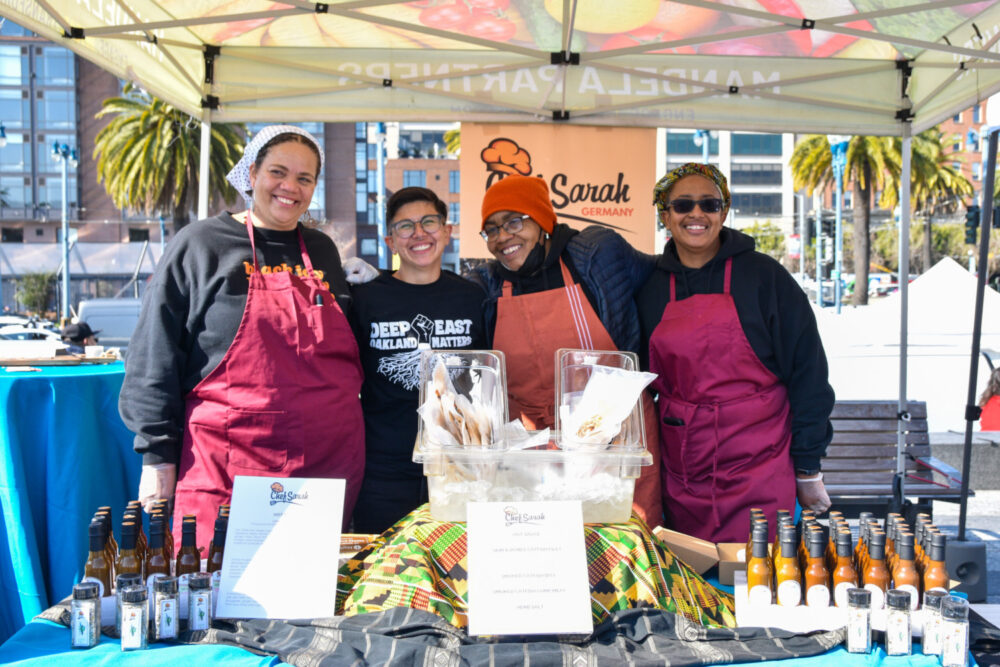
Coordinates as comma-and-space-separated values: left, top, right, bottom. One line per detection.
350, 271, 488, 480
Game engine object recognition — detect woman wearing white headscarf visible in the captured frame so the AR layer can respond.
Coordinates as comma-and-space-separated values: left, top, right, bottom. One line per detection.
121, 126, 364, 547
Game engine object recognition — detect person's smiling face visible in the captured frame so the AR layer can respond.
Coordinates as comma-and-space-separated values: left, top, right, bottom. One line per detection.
660, 174, 727, 268
249, 141, 319, 231
484, 210, 544, 271
385, 201, 451, 272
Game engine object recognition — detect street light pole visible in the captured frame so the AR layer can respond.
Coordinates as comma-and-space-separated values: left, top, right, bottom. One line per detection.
52, 142, 76, 323
692, 129, 717, 165
827, 135, 850, 315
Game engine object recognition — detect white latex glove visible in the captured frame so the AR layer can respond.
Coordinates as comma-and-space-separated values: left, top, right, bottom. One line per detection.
138, 463, 177, 514
796, 472, 831, 513
342, 256, 379, 284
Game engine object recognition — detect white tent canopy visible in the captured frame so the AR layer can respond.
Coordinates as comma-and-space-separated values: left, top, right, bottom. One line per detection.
3, 0, 1000, 134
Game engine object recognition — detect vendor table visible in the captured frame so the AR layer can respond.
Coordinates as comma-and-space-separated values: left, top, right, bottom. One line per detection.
0, 362, 139, 642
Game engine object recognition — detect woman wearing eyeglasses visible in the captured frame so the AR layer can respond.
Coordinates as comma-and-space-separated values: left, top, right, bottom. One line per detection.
636, 163, 835, 544
349, 187, 488, 533
469, 175, 662, 526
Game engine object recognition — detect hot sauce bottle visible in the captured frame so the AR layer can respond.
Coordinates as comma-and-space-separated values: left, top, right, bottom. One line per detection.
775, 525, 801, 607
832, 530, 858, 608
892, 531, 920, 610
804, 529, 830, 608
923, 532, 949, 595
82, 520, 113, 597
862, 530, 890, 610
746, 524, 773, 606
772, 514, 793, 574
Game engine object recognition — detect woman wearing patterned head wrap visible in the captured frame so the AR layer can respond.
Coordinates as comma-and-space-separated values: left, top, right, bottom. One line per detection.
636, 163, 835, 544
120, 125, 364, 547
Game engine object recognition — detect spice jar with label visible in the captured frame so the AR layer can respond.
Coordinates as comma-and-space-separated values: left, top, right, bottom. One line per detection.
119, 585, 148, 652
187, 572, 213, 631
152, 576, 179, 643
70, 581, 101, 649
922, 589, 949, 656
940, 596, 970, 667
115, 572, 142, 635
845, 588, 872, 654
885, 589, 912, 656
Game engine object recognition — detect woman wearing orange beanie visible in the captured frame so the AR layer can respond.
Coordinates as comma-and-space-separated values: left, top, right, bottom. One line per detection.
468, 174, 661, 525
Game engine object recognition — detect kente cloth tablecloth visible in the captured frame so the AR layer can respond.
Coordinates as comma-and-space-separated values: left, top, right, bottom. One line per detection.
336, 505, 736, 629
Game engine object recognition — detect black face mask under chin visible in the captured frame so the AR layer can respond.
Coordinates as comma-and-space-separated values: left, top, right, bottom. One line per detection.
510, 240, 547, 276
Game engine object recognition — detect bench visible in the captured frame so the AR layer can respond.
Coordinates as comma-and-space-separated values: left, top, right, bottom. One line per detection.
822, 400, 971, 522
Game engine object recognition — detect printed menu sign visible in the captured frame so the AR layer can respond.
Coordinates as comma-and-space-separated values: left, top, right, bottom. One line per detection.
466, 500, 591, 636
216, 476, 344, 619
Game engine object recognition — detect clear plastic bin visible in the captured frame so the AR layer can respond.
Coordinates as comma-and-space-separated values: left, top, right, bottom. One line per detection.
415, 349, 508, 451
554, 349, 647, 451
415, 442, 652, 523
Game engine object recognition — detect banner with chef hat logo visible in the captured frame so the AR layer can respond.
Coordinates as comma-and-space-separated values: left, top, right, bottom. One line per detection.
460, 123, 657, 259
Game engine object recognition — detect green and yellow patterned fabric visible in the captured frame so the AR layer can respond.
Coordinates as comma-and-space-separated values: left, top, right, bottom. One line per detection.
337, 506, 735, 630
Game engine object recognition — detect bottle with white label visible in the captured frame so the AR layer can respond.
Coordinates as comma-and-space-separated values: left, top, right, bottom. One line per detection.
862, 531, 889, 610
803, 530, 830, 608
70, 581, 101, 649
891, 532, 920, 611
940, 596, 969, 667
187, 572, 213, 631
885, 589, 912, 656
846, 588, 872, 653
775, 525, 801, 607
832, 530, 858, 608
119, 585, 148, 651
746, 524, 772, 607
924, 532, 949, 595
922, 590, 949, 656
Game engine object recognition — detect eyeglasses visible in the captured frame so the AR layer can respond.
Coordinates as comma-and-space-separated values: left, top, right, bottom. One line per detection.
390, 214, 444, 238
480, 215, 528, 241
664, 198, 724, 214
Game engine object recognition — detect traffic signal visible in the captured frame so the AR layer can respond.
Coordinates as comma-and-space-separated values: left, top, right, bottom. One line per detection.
966, 205, 981, 244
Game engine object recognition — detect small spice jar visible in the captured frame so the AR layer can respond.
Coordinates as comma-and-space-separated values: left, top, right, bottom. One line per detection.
885, 589, 912, 656
845, 587, 872, 654
70, 581, 101, 649
119, 585, 148, 652
115, 572, 142, 635
151, 576, 179, 642
187, 572, 213, 631
940, 596, 970, 667
922, 589, 948, 656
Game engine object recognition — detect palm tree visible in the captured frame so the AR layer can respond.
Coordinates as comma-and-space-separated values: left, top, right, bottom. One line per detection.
883, 129, 974, 272
93, 84, 246, 229
444, 127, 460, 156
790, 135, 895, 305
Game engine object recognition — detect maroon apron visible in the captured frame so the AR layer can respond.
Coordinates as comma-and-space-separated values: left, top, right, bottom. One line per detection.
172, 214, 365, 549
649, 258, 794, 543
493, 260, 662, 525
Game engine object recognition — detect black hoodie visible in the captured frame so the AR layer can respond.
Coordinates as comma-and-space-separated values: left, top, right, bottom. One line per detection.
636, 227, 834, 470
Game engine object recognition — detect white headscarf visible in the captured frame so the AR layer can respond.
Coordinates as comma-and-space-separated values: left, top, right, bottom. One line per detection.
226, 124, 324, 210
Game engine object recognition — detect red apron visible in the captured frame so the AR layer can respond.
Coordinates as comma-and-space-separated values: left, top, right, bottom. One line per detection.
173, 215, 365, 549
493, 259, 661, 525
649, 258, 794, 543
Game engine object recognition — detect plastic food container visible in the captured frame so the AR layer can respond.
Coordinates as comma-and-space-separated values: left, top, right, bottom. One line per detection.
413, 348, 652, 523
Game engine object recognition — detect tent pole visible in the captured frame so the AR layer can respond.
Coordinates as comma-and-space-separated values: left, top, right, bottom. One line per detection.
198, 110, 212, 221
896, 131, 911, 506
959, 128, 997, 541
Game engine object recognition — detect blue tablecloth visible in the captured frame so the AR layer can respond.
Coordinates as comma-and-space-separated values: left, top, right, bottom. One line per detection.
0, 362, 139, 643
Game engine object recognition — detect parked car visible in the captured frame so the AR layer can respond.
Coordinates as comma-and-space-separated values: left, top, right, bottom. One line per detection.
76, 298, 143, 352
0, 325, 63, 342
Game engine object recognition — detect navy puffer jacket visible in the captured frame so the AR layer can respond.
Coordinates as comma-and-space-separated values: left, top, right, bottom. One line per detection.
467, 224, 656, 355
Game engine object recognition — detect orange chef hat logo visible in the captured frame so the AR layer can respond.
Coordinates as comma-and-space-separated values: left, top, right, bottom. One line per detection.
270, 482, 284, 494
481, 138, 532, 177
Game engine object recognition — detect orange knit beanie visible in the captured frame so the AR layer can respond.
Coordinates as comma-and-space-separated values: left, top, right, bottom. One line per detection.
480, 175, 556, 233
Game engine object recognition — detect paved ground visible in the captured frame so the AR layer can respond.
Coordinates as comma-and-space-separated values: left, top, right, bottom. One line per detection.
932, 490, 1000, 603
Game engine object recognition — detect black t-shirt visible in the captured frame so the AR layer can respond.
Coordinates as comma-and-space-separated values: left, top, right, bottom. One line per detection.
350, 271, 488, 479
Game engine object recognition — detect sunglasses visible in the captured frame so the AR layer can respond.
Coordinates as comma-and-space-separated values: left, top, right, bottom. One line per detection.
665, 198, 724, 214
480, 215, 528, 241
390, 214, 444, 239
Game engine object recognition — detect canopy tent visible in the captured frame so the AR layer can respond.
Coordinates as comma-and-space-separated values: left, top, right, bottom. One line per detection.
2, 0, 1000, 135
3, 0, 998, 538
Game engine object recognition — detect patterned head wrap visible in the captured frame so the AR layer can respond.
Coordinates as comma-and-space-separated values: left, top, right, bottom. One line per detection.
226, 125, 324, 209
653, 162, 730, 215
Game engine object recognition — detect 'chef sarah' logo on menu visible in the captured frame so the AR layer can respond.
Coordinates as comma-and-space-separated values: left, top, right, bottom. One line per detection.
480, 137, 634, 228
269, 481, 308, 506
503, 505, 544, 527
